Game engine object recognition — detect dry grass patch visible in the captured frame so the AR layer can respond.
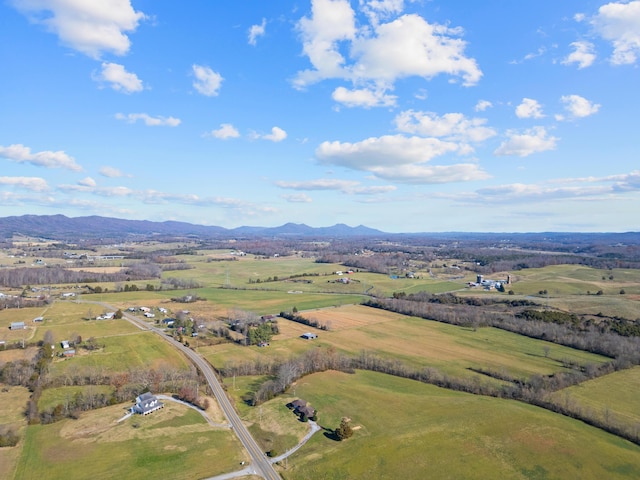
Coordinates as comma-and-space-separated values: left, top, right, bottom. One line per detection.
0, 346, 38, 364
302, 304, 406, 331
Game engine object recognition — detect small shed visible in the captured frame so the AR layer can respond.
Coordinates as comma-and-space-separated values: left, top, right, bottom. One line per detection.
61, 340, 70, 349
33, 316, 44, 323
301, 332, 318, 340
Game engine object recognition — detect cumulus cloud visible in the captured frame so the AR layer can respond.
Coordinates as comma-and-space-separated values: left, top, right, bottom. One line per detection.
0, 176, 49, 191
394, 110, 496, 142
591, 0, 640, 65
207, 123, 240, 139
281, 193, 313, 203
494, 127, 558, 157
560, 94, 600, 119
248, 18, 266, 45
294, 1, 481, 99
316, 135, 488, 184
475, 100, 493, 112
259, 127, 288, 142
0, 143, 82, 171
99, 166, 127, 178
332, 86, 397, 108
115, 113, 181, 126
192, 64, 223, 96
515, 98, 545, 119
10, 0, 145, 59
276, 178, 396, 194
94, 62, 143, 93
562, 41, 596, 69
78, 177, 97, 187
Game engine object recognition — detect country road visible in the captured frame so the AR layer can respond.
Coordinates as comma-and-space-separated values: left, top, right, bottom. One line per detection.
79, 300, 281, 480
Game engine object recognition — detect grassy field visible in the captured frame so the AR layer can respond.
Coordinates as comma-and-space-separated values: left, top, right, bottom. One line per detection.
0, 385, 31, 480
48, 331, 191, 380
202, 305, 609, 382
277, 370, 640, 480
13, 401, 247, 480
38, 385, 115, 411
548, 366, 640, 427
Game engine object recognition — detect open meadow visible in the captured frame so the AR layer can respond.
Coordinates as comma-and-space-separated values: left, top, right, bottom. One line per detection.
549, 366, 640, 427
0, 386, 31, 480
203, 304, 609, 383
277, 370, 640, 480
13, 401, 247, 480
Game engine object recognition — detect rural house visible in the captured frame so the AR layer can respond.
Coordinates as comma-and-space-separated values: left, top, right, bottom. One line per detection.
287, 398, 315, 420
132, 392, 164, 415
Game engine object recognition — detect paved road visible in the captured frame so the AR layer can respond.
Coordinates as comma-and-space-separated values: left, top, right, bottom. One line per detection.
81, 301, 281, 480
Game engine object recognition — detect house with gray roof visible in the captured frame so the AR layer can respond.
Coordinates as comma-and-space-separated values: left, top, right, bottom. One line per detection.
132, 392, 164, 415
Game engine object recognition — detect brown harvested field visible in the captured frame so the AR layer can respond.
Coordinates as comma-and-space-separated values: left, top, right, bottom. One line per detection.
66, 267, 124, 274
301, 304, 407, 331
0, 346, 38, 364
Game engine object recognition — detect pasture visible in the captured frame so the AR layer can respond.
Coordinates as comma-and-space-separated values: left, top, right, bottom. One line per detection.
0, 385, 31, 480
47, 331, 191, 380
13, 401, 247, 480
280, 370, 640, 480
549, 366, 640, 427
202, 305, 609, 382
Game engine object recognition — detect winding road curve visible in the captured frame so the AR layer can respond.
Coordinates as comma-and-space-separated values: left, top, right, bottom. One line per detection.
81, 301, 281, 480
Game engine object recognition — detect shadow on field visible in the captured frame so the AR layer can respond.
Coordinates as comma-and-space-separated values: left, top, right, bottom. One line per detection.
322, 427, 340, 442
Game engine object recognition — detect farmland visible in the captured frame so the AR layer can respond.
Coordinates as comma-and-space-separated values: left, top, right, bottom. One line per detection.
2, 233, 640, 479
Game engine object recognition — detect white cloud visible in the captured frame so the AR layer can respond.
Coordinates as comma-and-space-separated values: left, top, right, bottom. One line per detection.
332, 86, 396, 108
562, 41, 596, 69
360, 0, 405, 25
466, 171, 640, 204
0, 176, 49, 191
115, 113, 181, 126
261, 127, 288, 142
281, 193, 313, 203
276, 178, 396, 194
78, 177, 96, 187
494, 127, 558, 157
10, 0, 145, 59
0, 143, 82, 171
515, 98, 545, 119
350, 14, 482, 86
294, 2, 481, 97
192, 64, 223, 96
591, 1, 640, 65
316, 134, 488, 184
94, 62, 143, 93
475, 100, 493, 112
394, 110, 496, 142
248, 18, 266, 45
207, 123, 240, 140
99, 166, 127, 178
560, 94, 600, 119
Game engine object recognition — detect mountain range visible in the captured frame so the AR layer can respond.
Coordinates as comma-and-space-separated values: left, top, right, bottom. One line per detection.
0, 214, 386, 241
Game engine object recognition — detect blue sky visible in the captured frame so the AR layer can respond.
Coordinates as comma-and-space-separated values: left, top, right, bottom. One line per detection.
1, 0, 639, 233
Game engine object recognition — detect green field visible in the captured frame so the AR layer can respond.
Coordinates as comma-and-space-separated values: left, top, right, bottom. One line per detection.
48, 331, 191, 380
38, 385, 115, 411
13, 401, 247, 480
202, 305, 609, 382
549, 366, 640, 427
278, 370, 640, 479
